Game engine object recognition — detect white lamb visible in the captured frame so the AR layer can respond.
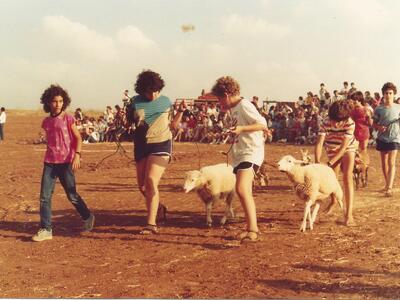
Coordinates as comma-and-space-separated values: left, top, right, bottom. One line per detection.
277, 155, 344, 232
183, 163, 236, 227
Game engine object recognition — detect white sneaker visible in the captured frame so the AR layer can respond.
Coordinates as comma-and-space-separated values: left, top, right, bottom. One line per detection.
32, 228, 53, 242
83, 213, 95, 232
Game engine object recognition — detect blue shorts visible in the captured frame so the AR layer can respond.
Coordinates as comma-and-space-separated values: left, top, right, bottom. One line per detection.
134, 139, 172, 162
376, 139, 400, 152
233, 161, 260, 174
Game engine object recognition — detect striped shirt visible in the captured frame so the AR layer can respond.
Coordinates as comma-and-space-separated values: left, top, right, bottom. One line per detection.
318, 117, 358, 158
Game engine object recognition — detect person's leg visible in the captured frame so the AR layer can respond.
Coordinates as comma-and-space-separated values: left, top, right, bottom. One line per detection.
0, 123, 3, 140
359, 139, 369, 165
341, 152, 356, 226
235, 168, 258, 233
38, 164, 57, 230
386, 150, 398, 196
380, 151, 389, 190
144, 155, 169, 226
58, 164, 91, 221
136, 157, 148, 198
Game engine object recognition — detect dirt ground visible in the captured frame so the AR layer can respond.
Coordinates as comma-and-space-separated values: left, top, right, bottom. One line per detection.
1, 110, 400, 299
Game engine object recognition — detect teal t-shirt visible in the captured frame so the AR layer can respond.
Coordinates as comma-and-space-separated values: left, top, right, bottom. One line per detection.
130, 95, 173, 144
373, 103, 400, 143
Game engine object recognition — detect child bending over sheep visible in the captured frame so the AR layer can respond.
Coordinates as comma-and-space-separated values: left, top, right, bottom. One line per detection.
211, 76, 269, 243
183, 163, 236, 227
278, 155, 344, 232
315, 100, 357, 226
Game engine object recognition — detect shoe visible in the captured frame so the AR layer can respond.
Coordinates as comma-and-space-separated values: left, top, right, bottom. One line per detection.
385, 189, 393, 197
139, 224, 159, 235
32, 228, 53, 242
83, 213, 95, 232
240, 231, 261, 244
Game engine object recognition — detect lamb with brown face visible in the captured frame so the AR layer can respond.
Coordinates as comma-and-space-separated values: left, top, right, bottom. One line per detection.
183, 163, 236, 227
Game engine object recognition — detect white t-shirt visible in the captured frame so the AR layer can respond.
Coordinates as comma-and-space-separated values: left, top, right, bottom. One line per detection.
229, 99, 267, 168
0, 111, 6, 124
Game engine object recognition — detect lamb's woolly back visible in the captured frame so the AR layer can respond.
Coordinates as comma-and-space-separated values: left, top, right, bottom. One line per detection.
200, 163, 235, 195
278, 155, 341, 195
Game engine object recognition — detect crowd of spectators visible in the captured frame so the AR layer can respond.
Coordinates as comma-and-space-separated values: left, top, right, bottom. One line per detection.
71, 82, 400, 146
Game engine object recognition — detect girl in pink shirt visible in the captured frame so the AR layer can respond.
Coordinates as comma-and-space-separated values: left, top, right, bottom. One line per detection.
32, 85, 94, 242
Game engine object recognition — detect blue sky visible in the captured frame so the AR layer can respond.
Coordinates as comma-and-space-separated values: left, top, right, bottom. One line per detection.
1, 0, 400, 109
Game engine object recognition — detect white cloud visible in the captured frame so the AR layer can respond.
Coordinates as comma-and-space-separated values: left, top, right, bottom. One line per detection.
116, 25, 157, 50
260, 0, 271, 9
42, 15, 118, 62
221, 14, 290, 37
336, 0, 391, 28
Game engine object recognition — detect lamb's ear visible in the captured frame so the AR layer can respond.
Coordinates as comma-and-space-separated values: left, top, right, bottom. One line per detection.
300, 149, 305, 155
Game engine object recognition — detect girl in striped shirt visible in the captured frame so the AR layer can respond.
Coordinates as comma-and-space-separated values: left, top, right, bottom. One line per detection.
315, 100, 357, 226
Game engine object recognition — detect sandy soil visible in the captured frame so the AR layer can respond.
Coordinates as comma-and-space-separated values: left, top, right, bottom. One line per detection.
1, 110, 400, 299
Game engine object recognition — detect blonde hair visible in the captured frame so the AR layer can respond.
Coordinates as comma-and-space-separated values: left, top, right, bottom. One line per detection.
211, 76, 240, 97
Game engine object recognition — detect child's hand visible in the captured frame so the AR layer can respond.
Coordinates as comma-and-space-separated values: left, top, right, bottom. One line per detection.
72, 155, 81, 171
179, 100, 187, 111
263, 128, 273, 138
377, 125, 387, 132
228, 125, 243, 135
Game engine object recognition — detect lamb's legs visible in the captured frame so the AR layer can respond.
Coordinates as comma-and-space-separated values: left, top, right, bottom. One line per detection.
221, 192, 235, 225
307, 204, 313, 230
310, 202, 320, 228
205, 201, 213, 227
300, 200, 312, 232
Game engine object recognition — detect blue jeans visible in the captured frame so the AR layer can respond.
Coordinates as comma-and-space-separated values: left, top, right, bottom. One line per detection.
0, 123, 4, 140
39, 163, 91, 230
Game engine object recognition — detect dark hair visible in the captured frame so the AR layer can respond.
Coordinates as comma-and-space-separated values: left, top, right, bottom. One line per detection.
381, 82, 397, 95
350, 91, 365, 105
211, 76, 240, 97
328, 100, 353, 122
0, 107, 5, 112
343, 81, 348, 85
135, 70, 165, 95
40, 84, 71, 113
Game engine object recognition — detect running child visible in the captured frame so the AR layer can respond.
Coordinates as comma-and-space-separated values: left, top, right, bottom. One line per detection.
372, 82, 400, 197
32, 84, 94, 242
211, 76, 268, 243
315, 100, 357, 226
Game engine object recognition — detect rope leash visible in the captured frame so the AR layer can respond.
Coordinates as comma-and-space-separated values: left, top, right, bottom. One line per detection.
94, 130, 133, 170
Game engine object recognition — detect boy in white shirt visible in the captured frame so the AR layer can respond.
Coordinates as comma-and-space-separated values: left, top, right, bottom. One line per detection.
211, 76, 268, 243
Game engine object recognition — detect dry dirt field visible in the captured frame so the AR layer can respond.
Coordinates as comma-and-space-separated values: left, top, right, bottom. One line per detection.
1, 110, 400, 299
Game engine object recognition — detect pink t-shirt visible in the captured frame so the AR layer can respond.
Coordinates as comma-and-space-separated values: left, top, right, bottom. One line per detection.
42, 113, 76, 163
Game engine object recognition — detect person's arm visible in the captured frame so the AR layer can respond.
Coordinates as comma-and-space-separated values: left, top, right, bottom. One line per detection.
170, 100, 187, 130
314, 134, 325, 163
230, 122, 267, 135
372, 109, 386, 132
327, 136, 351, 166
71, 122, 82, 170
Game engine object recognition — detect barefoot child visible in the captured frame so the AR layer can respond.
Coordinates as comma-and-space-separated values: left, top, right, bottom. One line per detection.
32, 85, 94, 242
372, 82, 400, 197
211, 76, 268, 243
315, 100, 357, 226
